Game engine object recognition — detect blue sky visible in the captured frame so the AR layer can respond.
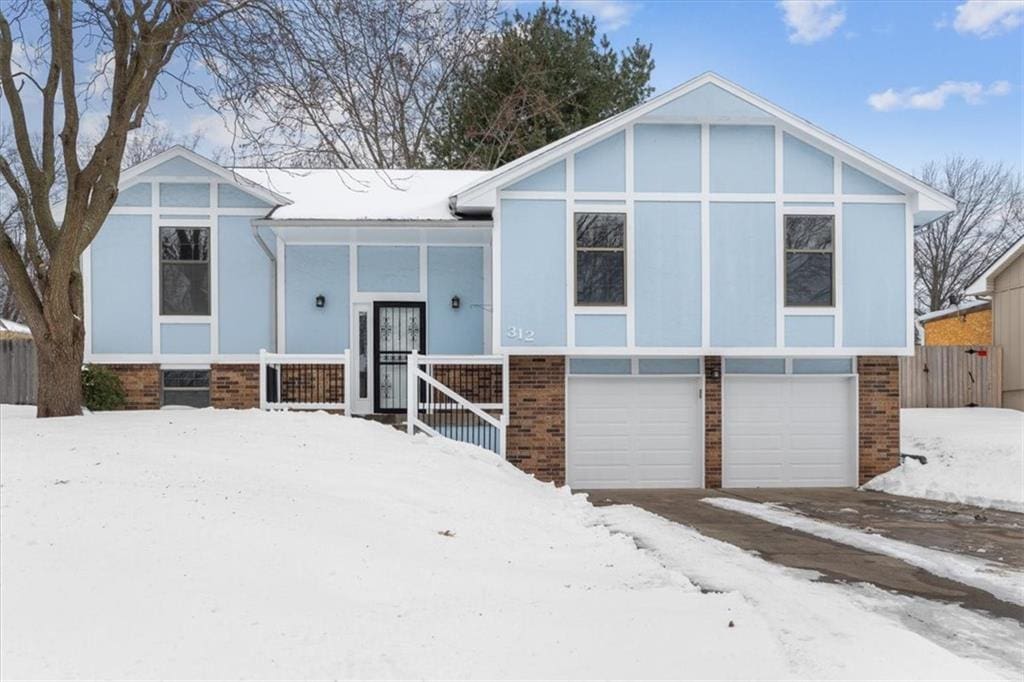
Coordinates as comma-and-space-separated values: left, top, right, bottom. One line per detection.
561, 0, 1022, 175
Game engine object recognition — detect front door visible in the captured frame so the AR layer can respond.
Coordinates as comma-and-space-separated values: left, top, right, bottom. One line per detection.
373, 302, 426, 413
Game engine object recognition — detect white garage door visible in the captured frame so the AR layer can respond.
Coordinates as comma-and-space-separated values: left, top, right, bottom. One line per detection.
723, 376, 856, 487
567, 377, 702, 489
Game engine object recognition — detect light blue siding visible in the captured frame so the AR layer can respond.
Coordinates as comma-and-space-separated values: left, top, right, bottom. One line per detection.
139, 157, 217, 178
506, 161, 565, 192
569, 358, 631, 374
427, 247, 484, 354
638, 358, 701, 374
160, 214, 209, 221
785, 315, 835, 347
793, 357, 853, 374
90, 214, 151, 353
783, 133, 833, 194
784, 202, 834, 207
159, 183, 210, 208
358, 246, 419, 292
160, 323, 210, 354
644, 83, 771, 119
574, 132, 625, 192
710, 125, 774, 193
218, 184, 273, 209
114, 183, 151, 207
842, 163, 902, 195
843, 203, 907, 347
575, 315, 627, 346
500, 199, 566, 346
285, 245, 350, 353
710, 203, 776, 346
218, 216, 274, 354
724, 358, 786, 374
634, 124, 700, 193
635, 202, 701, 346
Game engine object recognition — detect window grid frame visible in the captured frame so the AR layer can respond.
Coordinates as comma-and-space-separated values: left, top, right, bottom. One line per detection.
160, 369, 211, 408
573, 211, 628, 307
783, 214, 835, 308
159, 225, 212, 317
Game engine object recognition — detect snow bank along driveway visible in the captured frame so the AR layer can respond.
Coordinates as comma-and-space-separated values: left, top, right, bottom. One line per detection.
865, 408, 1024, 512
0, 406, 1010, 680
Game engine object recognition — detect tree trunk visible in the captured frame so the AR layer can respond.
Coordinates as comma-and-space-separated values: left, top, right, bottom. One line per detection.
34, 331, 84, 417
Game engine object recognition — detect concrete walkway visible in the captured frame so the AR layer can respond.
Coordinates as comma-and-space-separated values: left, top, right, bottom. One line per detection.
586, 488, 1024, 621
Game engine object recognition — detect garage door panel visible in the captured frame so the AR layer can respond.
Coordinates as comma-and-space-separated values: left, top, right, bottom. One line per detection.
724, 376, 855, 488
568, 377, 703, 489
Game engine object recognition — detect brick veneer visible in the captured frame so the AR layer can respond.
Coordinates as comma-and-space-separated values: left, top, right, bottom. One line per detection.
279, 364, 345, 404
703, 356, 723, 488
857, 356, 901, 484
506, 355, 565, 484
105, 364, 160, 410
211, 364, 260, 409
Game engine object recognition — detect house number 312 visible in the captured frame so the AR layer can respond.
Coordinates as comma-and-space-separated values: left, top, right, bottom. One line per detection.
506, 326, 535, 343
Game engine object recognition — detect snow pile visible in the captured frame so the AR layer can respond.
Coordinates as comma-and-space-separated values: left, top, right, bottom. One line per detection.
864, 408, 1024, 512
702, 497, 1024, 607
0, 406, 1005, 680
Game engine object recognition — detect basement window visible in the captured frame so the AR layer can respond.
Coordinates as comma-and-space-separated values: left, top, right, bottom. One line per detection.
161, 369, 210, 408
784, 215, 834, 307
160, 226, 210, 315
575, 213, 626, 306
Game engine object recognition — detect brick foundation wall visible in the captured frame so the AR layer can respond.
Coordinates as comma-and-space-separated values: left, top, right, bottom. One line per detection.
703, 356, 723, 488
211, 364, 260, 409
279, 365, 345, 404
105, 364, 160, 410
506, 356, 565, 485
857, 356, 901, 484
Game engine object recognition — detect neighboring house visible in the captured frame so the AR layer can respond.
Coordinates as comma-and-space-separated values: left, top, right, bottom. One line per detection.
75, 72, 956, 489
917, 300, 992, 346
966, 236, 1024, 411
0, 318, 32, 340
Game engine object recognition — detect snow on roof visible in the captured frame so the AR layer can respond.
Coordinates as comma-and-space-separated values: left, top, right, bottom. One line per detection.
966, 235, 1024, 296
232, 168, 491, 222
917, 299, 991, 324
0, 318, 31, 335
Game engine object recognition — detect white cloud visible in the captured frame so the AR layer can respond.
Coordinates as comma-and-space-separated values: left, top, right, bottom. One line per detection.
953, 0, 1024, 37
867, 80, 1013, 112
188, 111, 239, 149
562, 1, 638, 31
778, 0, 846, 44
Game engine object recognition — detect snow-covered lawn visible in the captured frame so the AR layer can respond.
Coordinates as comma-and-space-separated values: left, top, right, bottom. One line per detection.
0, 406, 1014, 680
864, 408, 1024, 512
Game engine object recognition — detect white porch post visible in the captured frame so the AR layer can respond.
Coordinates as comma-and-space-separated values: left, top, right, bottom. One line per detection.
407, 351, 418, 435
343, 349, 352, 416
258, 348, 267, 411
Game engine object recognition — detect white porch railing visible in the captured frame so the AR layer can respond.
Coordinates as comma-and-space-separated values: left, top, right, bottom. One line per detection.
406, 353, 509, 457
259, 349, 351, 413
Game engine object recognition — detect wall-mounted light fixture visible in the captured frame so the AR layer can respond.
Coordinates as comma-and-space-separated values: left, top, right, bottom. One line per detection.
707, 366, 720, 380
450, 295, 461, 310
315, 294, 326, 308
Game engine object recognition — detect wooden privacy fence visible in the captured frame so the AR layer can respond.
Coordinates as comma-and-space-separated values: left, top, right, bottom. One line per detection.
899, 345, 1002, 408
0, 338, 37, 405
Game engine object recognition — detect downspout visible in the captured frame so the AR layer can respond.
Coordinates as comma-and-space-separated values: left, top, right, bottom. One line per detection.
250, 223, 278, 352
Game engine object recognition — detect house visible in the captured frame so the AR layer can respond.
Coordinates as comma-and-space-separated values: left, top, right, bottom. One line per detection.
917, 300, 992, 346
77, 72, 957, 489
966, 236, 1024, 411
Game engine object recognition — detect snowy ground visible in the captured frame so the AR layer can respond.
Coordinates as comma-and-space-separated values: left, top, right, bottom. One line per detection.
0, 406, 1017, 680
865, 408, 1024, 512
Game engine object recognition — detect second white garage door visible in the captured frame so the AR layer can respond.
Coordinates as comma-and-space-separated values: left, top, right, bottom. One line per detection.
723, 376, 856, 487
567, 377, 703, 489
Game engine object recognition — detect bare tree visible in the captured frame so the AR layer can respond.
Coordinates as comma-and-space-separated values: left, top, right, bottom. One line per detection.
0, 0, 248, 417
197, 0, 498, 169
915, 157, 1023, 314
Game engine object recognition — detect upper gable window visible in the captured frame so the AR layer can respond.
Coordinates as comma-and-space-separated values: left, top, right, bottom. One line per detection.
160, 227, 210, 315
785, 215, 834, 307
575, 213, 625, 306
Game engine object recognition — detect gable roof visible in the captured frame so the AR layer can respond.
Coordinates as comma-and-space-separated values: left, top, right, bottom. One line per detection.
451, 72, 956, 223
233, 168, 488, 222
965, 235, 1024, 296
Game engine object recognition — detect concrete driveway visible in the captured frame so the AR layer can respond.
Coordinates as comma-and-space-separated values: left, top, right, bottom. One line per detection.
586, 488, 1024, 621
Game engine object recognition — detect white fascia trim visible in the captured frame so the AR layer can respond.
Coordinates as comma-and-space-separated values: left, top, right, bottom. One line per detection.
453, 72, 955, 214
53, 146, 291, 214
498, 346, 914, 357
85, 354, 264, 364
965, 236, 1024, 295
252, 218, 493, 228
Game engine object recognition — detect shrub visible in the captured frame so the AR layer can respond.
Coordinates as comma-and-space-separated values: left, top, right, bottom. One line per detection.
82, 365, 126, 411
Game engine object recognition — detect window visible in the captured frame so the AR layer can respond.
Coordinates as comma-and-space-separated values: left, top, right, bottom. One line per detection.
161, 370, 210, 407
161, 227, 210, 315
785, 215, 834, 307
575, 213, 626, 306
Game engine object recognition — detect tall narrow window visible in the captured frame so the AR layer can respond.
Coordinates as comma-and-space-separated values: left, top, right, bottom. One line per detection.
358, 311, 368, 399
785, 215, 834, 307
575, 213, 626, 306
161, 227, 210, 315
